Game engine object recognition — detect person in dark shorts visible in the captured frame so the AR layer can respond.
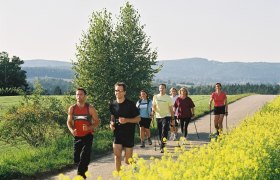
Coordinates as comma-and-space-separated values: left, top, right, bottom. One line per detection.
209, 82, 228, 135
67, 87, 100, 179
136, 90, 153, 148
109, 82, 140, 171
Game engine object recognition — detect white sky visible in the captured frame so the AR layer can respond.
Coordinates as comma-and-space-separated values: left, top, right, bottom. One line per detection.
1, 0, 280, 62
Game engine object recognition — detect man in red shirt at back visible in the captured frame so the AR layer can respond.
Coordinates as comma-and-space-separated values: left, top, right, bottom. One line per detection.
67, 87, 100, 179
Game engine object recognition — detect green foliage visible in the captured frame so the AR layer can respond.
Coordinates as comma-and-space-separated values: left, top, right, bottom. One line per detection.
73, 2, 159, 126
0, 87, 24, 96
0, 52, 28, 93
0, 82, 68, 147
113, 2, 159, 100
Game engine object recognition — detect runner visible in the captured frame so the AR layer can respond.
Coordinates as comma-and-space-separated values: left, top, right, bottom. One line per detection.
209, 82, 228, 136
67, 87, 100, 179
109, 82, 140, 171
136, 90, 153, 148
152, 83, 174, 153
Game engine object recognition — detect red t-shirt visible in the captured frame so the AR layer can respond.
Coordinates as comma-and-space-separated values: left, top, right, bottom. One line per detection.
73, 104, 93, 137
211, 91, 227, 107
174, 97, 195, 118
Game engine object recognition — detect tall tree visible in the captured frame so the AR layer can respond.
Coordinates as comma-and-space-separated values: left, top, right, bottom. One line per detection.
114, 2, 159, 100
0, 52, 27, 92
73, 10, 115, 123
73, 3, 160, 125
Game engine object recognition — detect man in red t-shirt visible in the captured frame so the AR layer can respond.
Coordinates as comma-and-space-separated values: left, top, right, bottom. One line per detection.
67, 87, 100, 179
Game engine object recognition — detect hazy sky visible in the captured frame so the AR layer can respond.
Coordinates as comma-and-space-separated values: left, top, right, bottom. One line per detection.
1, 0, 280, 62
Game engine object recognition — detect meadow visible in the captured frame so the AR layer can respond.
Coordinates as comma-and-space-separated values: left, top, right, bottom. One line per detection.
0, 94, 248, 179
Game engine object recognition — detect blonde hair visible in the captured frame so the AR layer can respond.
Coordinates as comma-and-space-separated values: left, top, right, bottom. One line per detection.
179, 87, 188, 96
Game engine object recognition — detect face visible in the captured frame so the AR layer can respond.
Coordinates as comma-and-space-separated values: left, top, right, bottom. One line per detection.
140, 91, 147, 99
179, 89, 187, 97
76, 90, 86, 103
171, 89, 177, 96
159, 85, 166, 94
215, 84, 221, 91
115, 85, 126, 99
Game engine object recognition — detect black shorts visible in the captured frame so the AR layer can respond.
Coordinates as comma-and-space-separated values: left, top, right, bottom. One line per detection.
114, 132, 134, 148
139, 117, 151, 128
214, 106, 226, 115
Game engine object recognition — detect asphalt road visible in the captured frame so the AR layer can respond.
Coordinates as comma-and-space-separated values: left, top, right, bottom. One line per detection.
44, 94, 276, 180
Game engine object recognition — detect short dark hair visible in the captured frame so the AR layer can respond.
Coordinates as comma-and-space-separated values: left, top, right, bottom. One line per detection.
76, 87, 87, 95
159, 83, 166, 88
115, 82, 126, 91
215, 82, 222, 87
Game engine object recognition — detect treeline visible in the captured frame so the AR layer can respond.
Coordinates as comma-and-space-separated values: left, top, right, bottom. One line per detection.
28, 78, 74, 95
186, 83, 280, 95
23, 67, 74, 80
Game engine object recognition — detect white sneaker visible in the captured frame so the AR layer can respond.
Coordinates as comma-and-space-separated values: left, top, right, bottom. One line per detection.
173, 134, 177, 141
169, 133, 175, 140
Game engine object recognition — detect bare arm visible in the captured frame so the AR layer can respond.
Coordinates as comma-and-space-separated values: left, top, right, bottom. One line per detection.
119, 116, 140, 124
89, 105, 100, 129
67, 106, 76, 136
110, 115, 115, 131
209, 97, 213, 110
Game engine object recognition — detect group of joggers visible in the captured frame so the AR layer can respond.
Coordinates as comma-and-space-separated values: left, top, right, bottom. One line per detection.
67, 82, 228, 178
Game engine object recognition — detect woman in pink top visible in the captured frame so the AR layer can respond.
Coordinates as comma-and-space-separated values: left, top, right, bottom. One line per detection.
209, 83, 228, 135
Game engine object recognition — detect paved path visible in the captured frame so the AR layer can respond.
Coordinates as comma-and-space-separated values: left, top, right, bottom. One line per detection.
45, 94, 276, 180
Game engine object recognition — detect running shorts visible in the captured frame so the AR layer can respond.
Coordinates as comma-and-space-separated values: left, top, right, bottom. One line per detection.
139, 117, 152, 128
214, 106, 226, 115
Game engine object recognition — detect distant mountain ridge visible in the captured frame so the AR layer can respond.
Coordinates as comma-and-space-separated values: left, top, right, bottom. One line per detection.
21, 58, 280, 84
156, 58, 280, 84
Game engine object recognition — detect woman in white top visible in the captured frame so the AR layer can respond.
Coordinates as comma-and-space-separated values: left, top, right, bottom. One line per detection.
169, 87, 179, 140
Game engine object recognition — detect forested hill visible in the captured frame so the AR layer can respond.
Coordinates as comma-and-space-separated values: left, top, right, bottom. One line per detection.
22, 59, 74, 80
156, 58, 280, 84
22, 58, 280, 84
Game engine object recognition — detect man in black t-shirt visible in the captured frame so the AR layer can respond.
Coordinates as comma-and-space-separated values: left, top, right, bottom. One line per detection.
109, 82, 140, 171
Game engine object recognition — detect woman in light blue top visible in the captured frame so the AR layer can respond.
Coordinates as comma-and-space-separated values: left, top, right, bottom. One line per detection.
136, 90, 153, 148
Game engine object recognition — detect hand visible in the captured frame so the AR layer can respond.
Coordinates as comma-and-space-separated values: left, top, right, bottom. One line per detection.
225, 112, 228, 116
209, 105, 212, 110
119, 117, 127, 124
191, 114, 195, 119
71, 129, 77, 136
110, 121, 115, 131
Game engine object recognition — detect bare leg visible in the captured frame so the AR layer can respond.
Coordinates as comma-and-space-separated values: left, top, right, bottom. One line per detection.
113, 143, 122, 171
214, 115, 220, 134
145, 128, 151, 138
124, 147, 133, 165
140, 126, 145, 142
218, 114, 224, 133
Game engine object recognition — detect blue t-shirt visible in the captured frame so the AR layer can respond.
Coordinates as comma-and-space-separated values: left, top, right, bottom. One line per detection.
136, 99, 152, 118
